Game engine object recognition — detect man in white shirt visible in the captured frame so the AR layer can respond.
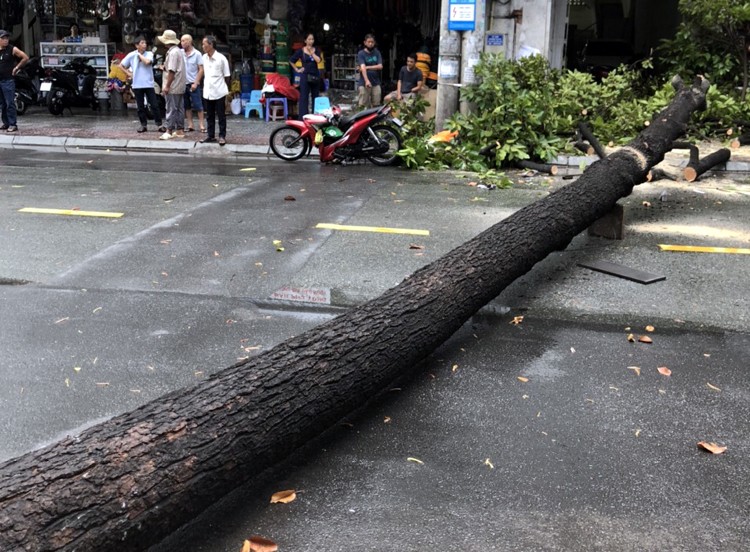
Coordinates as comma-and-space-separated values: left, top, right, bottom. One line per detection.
157, 29, 186, 140
120, 36, 165, 133
200, 35, 230, 146
181, 34, 204, 133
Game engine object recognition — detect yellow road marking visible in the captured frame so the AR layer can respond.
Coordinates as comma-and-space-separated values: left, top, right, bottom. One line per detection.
658, 244, 750, 255
18, 207, 124, 218
316, 223, 429, 236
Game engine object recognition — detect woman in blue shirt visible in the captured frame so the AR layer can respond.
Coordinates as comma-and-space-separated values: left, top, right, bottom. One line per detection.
289, 33, 321, 118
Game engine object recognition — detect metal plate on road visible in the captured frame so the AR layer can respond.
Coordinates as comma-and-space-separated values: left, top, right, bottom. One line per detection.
578, 260, 666, 284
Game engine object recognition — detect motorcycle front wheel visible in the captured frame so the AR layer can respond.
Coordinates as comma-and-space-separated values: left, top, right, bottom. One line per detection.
270, 127, 309, 161
14, 93, 28, 115
46, 89, 65, 116
367, 124, 403, 166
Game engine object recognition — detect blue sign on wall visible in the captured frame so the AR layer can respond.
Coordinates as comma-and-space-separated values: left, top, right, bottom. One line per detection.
448, 0, 476, 32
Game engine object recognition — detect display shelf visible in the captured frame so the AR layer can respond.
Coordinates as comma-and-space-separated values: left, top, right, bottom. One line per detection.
332, 54, 358, 90
40, 42, 116, 80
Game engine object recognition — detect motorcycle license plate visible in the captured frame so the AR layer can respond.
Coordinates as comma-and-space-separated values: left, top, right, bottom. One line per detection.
40, 81, 52, 92
391, 117, 403, 127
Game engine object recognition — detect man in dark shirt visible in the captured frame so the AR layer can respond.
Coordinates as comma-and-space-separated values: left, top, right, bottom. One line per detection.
385, 53, 424, 103
357, 34, 383, 108
0, 29, 29, 133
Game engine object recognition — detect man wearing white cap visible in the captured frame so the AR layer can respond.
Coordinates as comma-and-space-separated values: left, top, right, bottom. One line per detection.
157, 29, 186, 140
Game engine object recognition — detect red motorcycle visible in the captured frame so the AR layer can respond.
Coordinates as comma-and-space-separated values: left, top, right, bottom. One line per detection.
269, 104, 403, 165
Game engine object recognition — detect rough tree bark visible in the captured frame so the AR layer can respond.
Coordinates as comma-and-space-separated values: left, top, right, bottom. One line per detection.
0, 76, 710, 552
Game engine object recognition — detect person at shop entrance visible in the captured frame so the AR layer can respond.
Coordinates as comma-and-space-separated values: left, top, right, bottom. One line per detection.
384, 53, 424, 103
357, 34, 383, 108
289, 32, 321, 118
158, 29, 186, 140
0, 29, 29, 133
200, 35, 230, 146
120, 36, 165, 134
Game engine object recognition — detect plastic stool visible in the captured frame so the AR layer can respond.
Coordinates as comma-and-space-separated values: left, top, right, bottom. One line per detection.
265, 97, 288, 122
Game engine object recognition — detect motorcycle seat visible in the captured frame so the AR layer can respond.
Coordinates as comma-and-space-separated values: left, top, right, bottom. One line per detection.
338, 106, 381, 129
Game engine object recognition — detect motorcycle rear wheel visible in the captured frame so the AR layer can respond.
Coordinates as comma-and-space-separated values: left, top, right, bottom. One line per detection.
367, 124, 403, 166
14, 93, 27, 116
270, 127, 309, 161
46, 90, 65, 116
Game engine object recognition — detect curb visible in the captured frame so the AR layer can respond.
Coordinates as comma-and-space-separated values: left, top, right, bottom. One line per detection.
3, 135, 273, 157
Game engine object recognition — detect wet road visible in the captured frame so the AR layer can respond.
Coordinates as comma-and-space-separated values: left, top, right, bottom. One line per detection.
1, 149, 749, 551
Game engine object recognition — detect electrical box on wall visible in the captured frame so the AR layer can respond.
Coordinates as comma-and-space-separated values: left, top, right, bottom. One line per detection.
484, 32, 508, 56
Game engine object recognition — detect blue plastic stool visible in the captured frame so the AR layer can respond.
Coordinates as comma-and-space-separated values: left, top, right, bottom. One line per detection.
265, 96, 288, 122
313, 96, 331, 114
244, 90, 263, 118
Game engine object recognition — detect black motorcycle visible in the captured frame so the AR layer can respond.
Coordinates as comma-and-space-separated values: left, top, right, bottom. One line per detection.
43, 57, 99, 115
14, 57, 45, 115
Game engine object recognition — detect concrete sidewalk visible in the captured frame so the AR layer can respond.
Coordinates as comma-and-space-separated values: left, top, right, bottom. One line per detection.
7, 104, 750, 172
3, 104, 281, 155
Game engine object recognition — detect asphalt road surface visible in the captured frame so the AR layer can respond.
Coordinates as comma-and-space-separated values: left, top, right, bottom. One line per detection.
1, 149, 749, 551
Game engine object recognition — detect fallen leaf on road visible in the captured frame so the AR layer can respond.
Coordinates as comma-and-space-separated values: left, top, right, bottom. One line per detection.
409, 243, 425, 250
627, 333, 635, 342
634, 429, 641, 437
697, 441, 727, 454
65, 377, 70, 387
484, 458, 494, 469
213, 251, 220, 257
163, 196, 175, 203
628, 366, 641, 376
74, 366, 81, 373
570, 347, 576, 353
243, 536, 278, 552
645, 325, 655, 332
160, 239, 172, 244
384, 416, 391, 423
468, 181, 477, 187
642, 201, 651, 207
657, 366, 672, 376
284, 195, 296, 201
452, 364, 459, 372
517, 376, 529, 383
510, 316, 524, 325
706, 382, 721, 392
407, 457, 424, 465
270, 490, 296, 504
638, 335, 653, 344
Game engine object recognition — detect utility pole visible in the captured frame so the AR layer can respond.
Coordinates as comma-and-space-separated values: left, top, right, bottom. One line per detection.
435, 0, 461, 131
459, 0, 487, 115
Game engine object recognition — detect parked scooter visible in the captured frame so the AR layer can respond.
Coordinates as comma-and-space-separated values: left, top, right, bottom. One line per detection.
14, 57, 45, 115
41, 57, 99, 115
269, 104, 403, 165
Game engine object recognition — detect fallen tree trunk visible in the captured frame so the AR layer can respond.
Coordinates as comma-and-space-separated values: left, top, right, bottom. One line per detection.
684, 147, 731, 181
0, 76, 710, 552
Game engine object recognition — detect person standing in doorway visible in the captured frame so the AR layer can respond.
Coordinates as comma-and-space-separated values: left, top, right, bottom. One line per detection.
0, 29, 29, 133
200, 35, 230, 146
289, 32, 321, 118
120, 36, 165, 134
181, 34, 205, 133
357, 33, 383, 109
157, 29, 186, 140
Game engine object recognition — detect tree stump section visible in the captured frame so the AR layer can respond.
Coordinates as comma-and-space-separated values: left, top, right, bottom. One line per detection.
0, 76, 710, 552
684, 148, 731, 181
